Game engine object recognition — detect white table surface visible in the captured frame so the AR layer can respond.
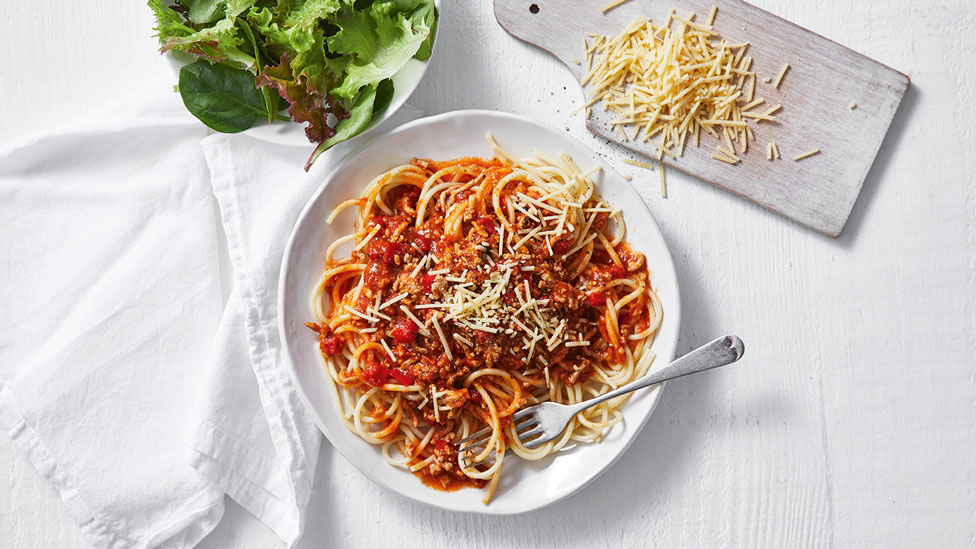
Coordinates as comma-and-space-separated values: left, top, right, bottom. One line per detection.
2, 1, 974, 547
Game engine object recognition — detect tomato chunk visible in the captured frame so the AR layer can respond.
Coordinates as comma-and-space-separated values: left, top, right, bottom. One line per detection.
411, 233, 431, 253
588, 292, 607, 307
607, 264, 626, 278
362, 360, 390, 387
383, 242, 409, 264
320, 335, 343, 356
422, 273, 436, 293
476, 215, 495, 232
551, 239, 570, 255
390, 368, 415, 385
367, 239, 387, 261
366, 216, 388, 229
391, 320, 419, 344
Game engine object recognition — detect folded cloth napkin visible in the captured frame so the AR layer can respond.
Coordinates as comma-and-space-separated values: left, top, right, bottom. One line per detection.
0, 80, 421, 548
0, 90, 226, 548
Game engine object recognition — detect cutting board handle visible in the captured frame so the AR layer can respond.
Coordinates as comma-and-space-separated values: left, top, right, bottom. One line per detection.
494, 0, 586, 73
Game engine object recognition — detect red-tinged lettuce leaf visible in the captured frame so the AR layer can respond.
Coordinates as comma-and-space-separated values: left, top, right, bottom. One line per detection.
257, 53, 349, 143
150, 4, 256, 70
305, 80, 381, 170
248, 6, 348, 95
149, 0, 196, 37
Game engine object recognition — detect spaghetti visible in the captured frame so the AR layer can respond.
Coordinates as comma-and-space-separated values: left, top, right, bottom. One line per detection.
306, 135, 663, 503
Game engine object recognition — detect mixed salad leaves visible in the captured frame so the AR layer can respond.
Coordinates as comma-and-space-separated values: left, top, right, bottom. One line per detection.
149, 0, 436, 169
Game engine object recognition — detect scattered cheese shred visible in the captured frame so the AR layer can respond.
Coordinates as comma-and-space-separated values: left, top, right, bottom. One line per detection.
380, 339, 397, 363
623, 158, 656, 171
431, 314, 452, 360
711, 153, 738, 165
600, 0, 631, 13
379, 292, 409, 311
773, 63, 790, 89
659, 162, 667, 198
431, 387, 440, 422
849, 102, 858, 109
793, 148, 820, 161
399, 305, 431, 338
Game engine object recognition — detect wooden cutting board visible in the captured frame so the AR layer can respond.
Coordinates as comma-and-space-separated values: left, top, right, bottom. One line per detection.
493, 0, 909, 237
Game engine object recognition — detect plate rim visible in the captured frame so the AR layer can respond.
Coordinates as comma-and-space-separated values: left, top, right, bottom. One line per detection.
278, 109, 682, 515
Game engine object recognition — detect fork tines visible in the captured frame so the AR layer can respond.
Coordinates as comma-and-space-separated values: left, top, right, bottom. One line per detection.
456, 412, 543, 468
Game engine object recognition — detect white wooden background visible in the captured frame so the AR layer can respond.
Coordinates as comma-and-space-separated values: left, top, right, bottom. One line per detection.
1, 0, 974, 547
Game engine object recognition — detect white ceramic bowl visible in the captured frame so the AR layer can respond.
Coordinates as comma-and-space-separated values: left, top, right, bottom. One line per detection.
164, 2, 440, 146
279, 110, 681, 514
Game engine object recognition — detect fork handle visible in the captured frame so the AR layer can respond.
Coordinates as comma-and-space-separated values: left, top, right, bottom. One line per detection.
571, 335, 745, 413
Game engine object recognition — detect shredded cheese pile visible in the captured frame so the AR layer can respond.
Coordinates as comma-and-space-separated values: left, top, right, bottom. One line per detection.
580, 8, 783, 165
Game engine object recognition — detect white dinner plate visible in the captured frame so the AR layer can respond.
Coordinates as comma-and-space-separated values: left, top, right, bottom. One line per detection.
164, 0, 440, 147
279, 110, 681, 514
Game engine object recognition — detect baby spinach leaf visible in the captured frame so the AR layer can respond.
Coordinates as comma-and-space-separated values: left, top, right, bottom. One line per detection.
179, 61, 266, 133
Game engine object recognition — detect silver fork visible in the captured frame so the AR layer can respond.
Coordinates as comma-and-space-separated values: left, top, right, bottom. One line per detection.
456, 335, 745, 467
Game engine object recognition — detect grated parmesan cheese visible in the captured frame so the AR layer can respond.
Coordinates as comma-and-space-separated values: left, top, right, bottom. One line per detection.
793, 148, 820, 161
773, 63, 790, 89
583, 9, 782, 169
600, 0, 631, 13
380, 339, 397, 363
431, 314, 452, 360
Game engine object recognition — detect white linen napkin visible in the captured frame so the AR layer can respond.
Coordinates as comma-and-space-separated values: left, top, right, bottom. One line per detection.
186, 103, 421, 544
0, 79, 421, 548
0, 91, 226, 548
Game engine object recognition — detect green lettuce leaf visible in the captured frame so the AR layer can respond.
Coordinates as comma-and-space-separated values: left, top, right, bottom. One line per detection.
149, 0, 198, 42
413, 1, 436, 61
181, 0, 226, 24
156, 14, 256, 69
248, 6, 347, 93
283, 0, 344, 29
328, 1, 431, 100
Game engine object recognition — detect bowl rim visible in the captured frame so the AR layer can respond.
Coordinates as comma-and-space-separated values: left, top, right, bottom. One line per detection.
277, 109, 682, 515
